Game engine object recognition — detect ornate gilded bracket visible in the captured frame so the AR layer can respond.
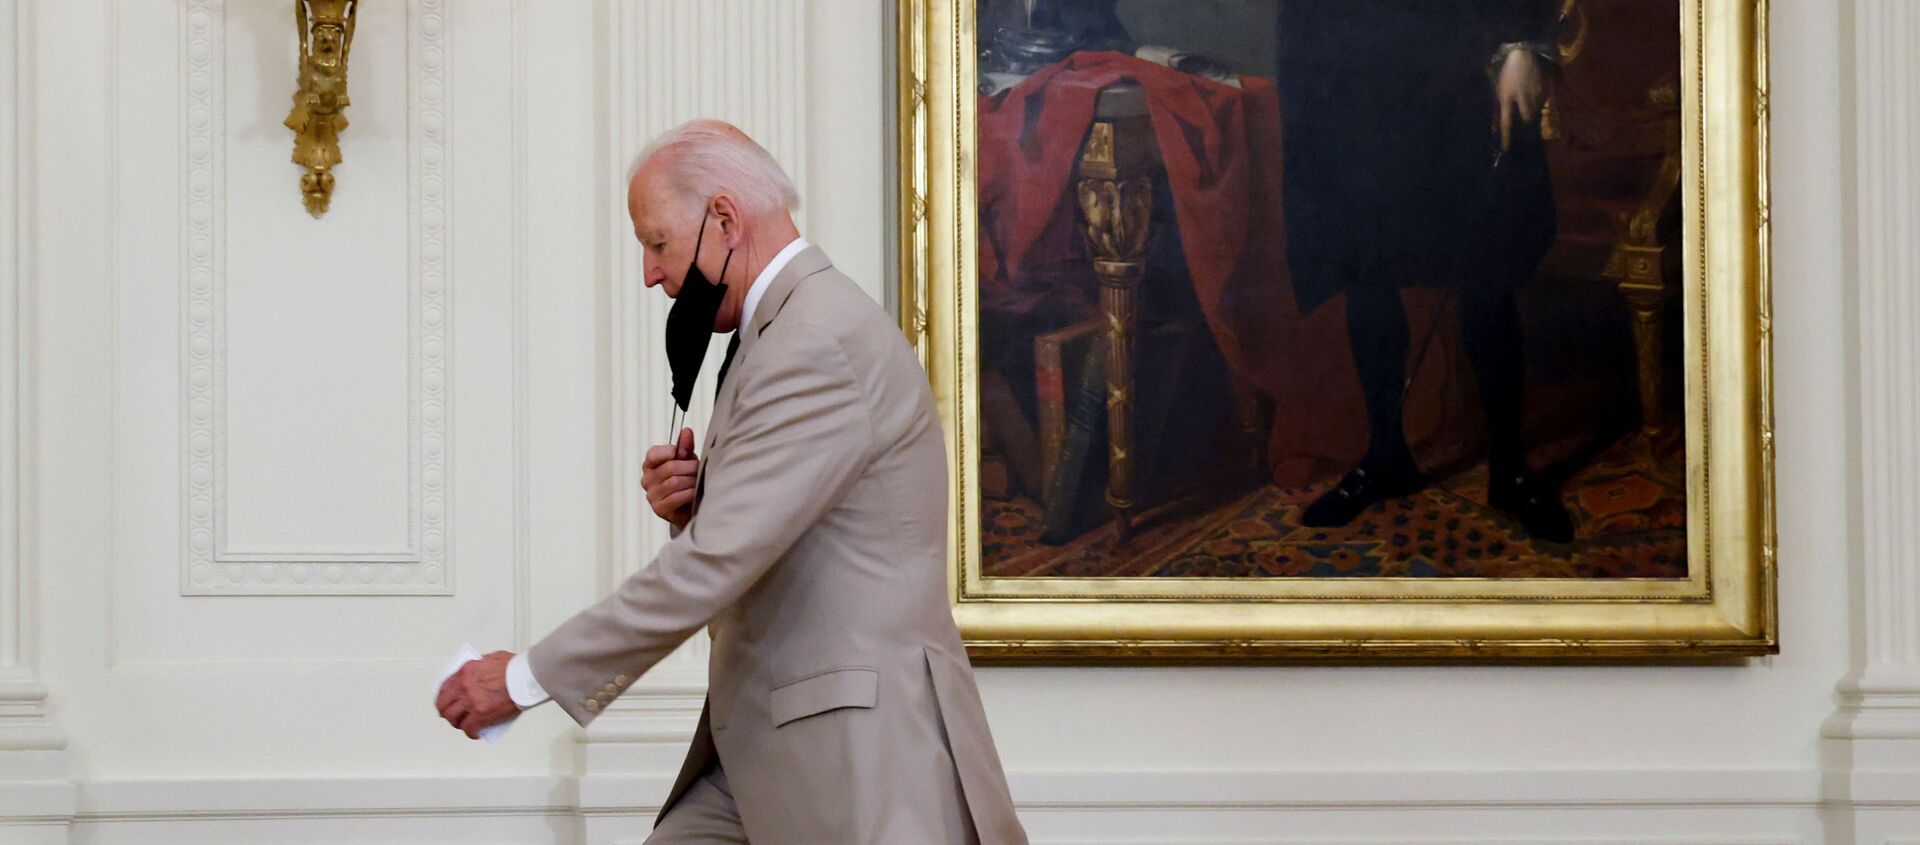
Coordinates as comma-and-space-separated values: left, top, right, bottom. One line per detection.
285, 0, 358, 218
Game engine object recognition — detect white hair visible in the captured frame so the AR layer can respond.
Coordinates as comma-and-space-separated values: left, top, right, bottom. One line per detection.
627, 119, 800, 223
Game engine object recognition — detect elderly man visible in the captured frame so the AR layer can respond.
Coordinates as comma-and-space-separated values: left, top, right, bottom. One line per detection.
436, 120, 1029, 844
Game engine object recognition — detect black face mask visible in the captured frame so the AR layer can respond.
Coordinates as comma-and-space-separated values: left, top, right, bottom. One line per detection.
663, 206, 734, 417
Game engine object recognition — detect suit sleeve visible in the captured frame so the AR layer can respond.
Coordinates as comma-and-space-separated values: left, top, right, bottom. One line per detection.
527, 322, 873, 725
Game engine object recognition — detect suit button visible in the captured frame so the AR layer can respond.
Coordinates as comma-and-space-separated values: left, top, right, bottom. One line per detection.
615, 675, 630, 686
603, 684, 619, 695
585, 699, 600, 712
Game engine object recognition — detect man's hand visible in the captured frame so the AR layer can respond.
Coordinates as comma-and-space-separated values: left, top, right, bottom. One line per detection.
1496, 47, 1547, 151
434, 650, 518, 740
643, 427, 699, 527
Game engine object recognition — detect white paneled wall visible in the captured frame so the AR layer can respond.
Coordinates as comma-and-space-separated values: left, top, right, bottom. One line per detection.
172, 0, 452, 598
0, 0, 1912, 843
89, 0, 538, 779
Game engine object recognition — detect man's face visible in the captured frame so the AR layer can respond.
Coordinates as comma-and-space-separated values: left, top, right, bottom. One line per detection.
628, 166, 704, 300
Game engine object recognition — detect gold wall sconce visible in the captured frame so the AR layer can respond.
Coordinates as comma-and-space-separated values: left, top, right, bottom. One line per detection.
284, 0, 358, 217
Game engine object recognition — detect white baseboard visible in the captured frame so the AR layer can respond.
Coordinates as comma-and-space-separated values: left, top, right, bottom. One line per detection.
17, 767, 1904, 844
63, 776, 584, 845
1007, 768, 1824, 810
75, 775, 577, 821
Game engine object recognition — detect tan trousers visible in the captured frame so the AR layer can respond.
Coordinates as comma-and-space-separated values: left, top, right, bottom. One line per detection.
646, 764, 748, 845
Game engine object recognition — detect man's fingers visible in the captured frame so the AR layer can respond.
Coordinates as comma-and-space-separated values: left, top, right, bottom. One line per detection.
653, 473, 695, 497
644, 437, 698, 521
1500, 101, 1514, 151
642, 458, 697, 488
643, 437, 695, 470
658, 489, 695, 513
644, 468, 695, 499
435, 672, 465, 713
647, 480, 692, 515
653, 490, 694, 516
642, 443, 676, 470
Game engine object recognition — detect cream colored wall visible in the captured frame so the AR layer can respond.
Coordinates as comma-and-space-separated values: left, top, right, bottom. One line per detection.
1, 1, 1912, 843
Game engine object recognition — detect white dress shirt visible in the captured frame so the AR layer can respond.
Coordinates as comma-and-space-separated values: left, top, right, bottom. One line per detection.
505, 236, 811, 710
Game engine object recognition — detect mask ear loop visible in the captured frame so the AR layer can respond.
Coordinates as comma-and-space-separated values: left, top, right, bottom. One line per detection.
710, 201, 736, 296
669, 204, 715, 443
683, 233, 735, 451
690, 204, 710, 255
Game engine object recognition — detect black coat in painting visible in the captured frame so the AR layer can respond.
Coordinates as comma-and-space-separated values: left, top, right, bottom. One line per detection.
1275, 0, 1562, 313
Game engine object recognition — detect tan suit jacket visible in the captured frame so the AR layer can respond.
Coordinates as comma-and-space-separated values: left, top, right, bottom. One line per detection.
528, 247, 1028, 844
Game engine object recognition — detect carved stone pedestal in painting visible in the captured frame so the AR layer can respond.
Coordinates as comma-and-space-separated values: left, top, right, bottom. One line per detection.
1073, 85, 1156, 544
1071, 83, 1270, 545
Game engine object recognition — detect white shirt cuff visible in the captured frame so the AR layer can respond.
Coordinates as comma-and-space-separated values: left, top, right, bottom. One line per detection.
505, 652, 552, 709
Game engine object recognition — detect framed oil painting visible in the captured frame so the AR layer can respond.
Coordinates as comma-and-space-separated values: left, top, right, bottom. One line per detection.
896, 0, 1775, 660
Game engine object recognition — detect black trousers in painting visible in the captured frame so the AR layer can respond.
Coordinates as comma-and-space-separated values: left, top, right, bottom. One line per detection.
1345, 282, 1527, 480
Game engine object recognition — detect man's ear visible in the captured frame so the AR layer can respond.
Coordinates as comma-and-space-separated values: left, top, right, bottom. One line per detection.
712, 194, 744, 249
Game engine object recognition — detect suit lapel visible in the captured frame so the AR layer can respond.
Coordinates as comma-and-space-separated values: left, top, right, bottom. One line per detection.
693, 246, 834, 511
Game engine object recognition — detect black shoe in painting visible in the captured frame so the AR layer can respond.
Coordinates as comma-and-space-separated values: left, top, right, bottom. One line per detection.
1300, 457, 1423, 528
1487, 471, 1575, 543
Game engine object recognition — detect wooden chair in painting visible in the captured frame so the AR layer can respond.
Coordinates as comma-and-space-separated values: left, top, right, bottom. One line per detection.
1540, 0, 1685, 438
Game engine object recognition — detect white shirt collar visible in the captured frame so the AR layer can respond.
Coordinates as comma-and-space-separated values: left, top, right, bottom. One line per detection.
739, 236, 810, 333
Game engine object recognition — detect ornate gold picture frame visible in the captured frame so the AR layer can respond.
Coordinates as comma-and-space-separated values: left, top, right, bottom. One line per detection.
898, 0, 1774, 661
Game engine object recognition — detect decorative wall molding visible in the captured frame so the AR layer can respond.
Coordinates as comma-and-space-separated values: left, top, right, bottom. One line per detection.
0, 0, 39, 724
1016, 840, 1798, 845
1827, 0, 1920, 745
0, 0, 74, 839
93, 768, 1817, 845
1824, 6, 1920, 839
62, 768, 1832, 815
0, 0, 64, 762
510, 0, 532, 648
178, 0, 453, 595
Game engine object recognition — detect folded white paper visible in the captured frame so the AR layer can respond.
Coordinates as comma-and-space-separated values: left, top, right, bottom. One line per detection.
434, 643, 516, 744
